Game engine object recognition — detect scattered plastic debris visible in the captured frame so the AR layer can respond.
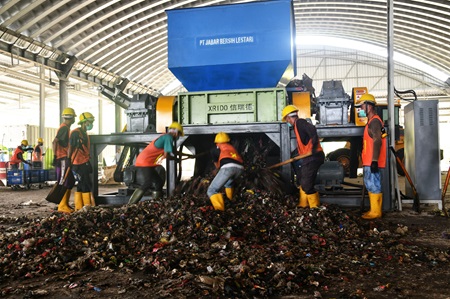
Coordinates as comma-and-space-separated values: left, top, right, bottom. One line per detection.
0, 144, 449, 297
0, 186, 448, 298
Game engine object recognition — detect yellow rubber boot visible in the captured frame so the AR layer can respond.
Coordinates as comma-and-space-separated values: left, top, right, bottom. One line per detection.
74, 192, 83, 211
307, 192, 320, 209
362, 193, 382, 219
82, 192, 92, 207
210, 193, 225, 211
298, 187, 308, 208
57, 189, 73, 213
362, 192, 372, 217
225, 187, 234, 201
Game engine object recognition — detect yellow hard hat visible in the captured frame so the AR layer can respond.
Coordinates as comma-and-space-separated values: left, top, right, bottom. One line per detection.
281, 105, 299, 122
21, 140, 29, 147
168, 122, 184, 136
355, 93, 377, 106
215, 132, 230, 143
62, 107, 76, 118
78, 112, 95, 124
37, 138, 43, 143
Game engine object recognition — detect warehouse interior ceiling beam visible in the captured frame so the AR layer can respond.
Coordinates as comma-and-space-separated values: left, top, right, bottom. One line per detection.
0, 32, 159, 97
298, 47, 450, 97
0, 0, 450, 124
1, 42, 450, 120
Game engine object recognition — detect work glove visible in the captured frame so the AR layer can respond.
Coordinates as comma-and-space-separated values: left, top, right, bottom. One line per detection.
370, 161, 379, 173
52, 155, 57, 167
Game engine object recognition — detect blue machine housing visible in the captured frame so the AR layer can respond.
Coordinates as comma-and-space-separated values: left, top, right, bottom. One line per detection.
167, 0, 296, 92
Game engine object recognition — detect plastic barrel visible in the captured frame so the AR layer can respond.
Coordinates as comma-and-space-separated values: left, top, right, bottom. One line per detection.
0, 162, 7, 180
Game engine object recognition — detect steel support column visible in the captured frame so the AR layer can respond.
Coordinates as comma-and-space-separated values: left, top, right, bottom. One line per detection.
387, 0, 395, 211
58, 74, 68, 122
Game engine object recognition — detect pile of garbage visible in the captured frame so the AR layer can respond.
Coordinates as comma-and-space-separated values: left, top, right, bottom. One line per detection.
1, 182, 448, 297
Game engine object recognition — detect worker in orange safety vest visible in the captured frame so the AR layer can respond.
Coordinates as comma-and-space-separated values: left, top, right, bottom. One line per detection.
355, 93, 387, 219
32, 137, 45, 168
128, 122, 184, 205
281, 105, 325, 209
52, 107, 77, 213
207, 132, 244, 211
69, 112, 95, 211
10, 140, 32, 170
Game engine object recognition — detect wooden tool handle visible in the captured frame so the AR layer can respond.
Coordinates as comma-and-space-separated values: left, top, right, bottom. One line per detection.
268, 153, 312, 169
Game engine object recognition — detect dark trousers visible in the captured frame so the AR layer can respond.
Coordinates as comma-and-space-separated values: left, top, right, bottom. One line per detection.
299, 159, 324, 194
72, 163, 92, 192
135, 166, 164, 192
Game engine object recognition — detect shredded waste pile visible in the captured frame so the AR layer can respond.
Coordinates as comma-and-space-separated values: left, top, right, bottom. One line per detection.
1, 130, 449, 297
1, 171, 449, 298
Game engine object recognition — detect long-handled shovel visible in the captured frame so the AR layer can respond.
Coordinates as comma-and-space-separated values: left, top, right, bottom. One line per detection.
180, 151, 208, 160
45, 166, 74, 204
267, 153, 312, 169
390, 146, 420, 213
45, 150, 78, 204
441, 165, 450, 217
360, 183, 366, 213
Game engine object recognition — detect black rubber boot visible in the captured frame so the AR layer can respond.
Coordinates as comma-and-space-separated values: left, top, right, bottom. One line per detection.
128, 188, 145, 205
152, 191, 163, 199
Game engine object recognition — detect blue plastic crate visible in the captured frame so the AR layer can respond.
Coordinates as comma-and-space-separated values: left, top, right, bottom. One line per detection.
7, 170, 23, 185
37, 170, 46, 182
47, 169, 56, 181
25, 169, 46, 183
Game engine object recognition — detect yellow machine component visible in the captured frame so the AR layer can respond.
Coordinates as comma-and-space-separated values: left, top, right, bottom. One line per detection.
292, 92, 311, 119
352, 87, 368, 126
156, 96, 176, 133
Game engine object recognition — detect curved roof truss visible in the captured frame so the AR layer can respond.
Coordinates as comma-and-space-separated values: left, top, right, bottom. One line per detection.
0, 0, 449, 97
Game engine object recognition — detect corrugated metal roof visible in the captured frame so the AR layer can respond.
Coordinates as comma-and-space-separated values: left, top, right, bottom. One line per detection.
0, 0, 449, 96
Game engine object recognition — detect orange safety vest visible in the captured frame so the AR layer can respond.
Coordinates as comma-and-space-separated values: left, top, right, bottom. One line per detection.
293, 122, 323, 155
55, 123, 70, 159
10, 146, 24, 165
32, 145, 44, 162
135, 136, 166, 167
217, 143, 243, 164
361, 115, 386, 168
70, 128, 90, 165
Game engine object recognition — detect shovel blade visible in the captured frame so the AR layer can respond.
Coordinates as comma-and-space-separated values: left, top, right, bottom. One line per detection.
45, 184, 68, 204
